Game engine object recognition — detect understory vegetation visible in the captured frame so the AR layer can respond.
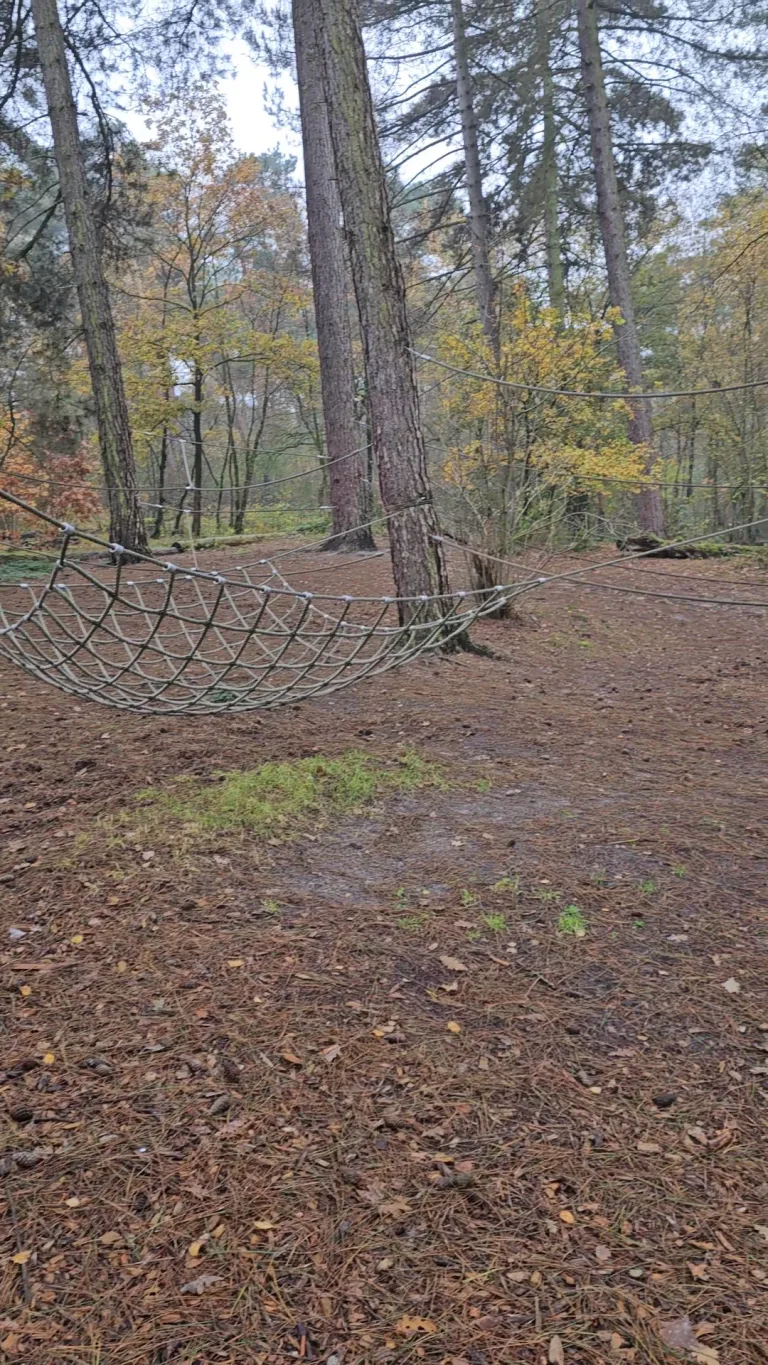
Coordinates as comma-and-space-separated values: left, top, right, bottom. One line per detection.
137, 750, 445, 840
1, 2, 767, 1362
3, 5, 768, 560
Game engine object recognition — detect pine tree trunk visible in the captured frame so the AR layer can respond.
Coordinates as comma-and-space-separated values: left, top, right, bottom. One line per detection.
576, 0, 664, 534
536, 0, 565, 315
451, 0, 498, 360
293, 0, 374, 551
313, 0, 456, 625
30, 0, 148, 556
451, 0, 514, 610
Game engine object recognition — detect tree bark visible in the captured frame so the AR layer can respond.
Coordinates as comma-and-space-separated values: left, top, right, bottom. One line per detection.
576, 0, 664, 534
152, 419, 169, 538
451, 0, 498, 360
293, 0, 374, 551
535, 0, 565, 315
451, 0, 515, 611
313, 0, 455, 624
192, 364, 204, 537
30, 0, 148, 555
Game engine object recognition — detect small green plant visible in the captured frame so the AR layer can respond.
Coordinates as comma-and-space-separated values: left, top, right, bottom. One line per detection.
483, 912, 506, 933
398, 913, 427, 931
590, 870, 607, 885
632, 917, 645, 929
466, 927, 482, 942
261, 897, 280, 916
639, 878, 657, 895
492, 875, 520, 895
56, 830, 92, 866
475, 778, 492, 793
460, 888, 478, 908
557, 904, 587, 937
533, 887, 560, 903
672, 864, 687, 879
393, 887, 409, 906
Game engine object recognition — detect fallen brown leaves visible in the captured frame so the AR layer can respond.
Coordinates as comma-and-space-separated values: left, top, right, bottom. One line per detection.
1, 544, 767, 1363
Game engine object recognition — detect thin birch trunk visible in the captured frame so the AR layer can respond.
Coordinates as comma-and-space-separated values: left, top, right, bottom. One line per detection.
192, 364, 204, 536
233, 373, 271, 534
152, 420, 169, 539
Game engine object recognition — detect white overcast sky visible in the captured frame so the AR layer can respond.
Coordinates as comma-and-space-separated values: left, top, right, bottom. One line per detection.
117, 33, 449, 185
222, 40, 302, 160
116, 39, 303, 166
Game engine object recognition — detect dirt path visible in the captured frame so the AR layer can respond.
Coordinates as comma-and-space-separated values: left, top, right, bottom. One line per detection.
1, 547, 767, 1364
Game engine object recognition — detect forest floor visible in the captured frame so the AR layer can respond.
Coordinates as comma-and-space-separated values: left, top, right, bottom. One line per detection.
1, 542, 767, 1365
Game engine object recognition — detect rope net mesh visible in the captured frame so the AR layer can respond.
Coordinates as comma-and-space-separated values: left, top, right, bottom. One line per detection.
3, 493, 763, 714
0, 508, 490, 714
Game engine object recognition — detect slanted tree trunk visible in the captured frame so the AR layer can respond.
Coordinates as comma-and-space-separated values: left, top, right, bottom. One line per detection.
313, 0, 455, 625
293, 0, 374, 551
30, 0, 148, 556
450, 0, 498, 361
536, 0, 565, 315
576, 0, 664, 535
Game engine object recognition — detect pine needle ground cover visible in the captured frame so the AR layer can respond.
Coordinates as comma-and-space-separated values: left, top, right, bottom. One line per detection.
1, 546, 766, 1365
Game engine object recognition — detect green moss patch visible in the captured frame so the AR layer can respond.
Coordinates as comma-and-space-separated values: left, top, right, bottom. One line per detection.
138, 749, 444, 842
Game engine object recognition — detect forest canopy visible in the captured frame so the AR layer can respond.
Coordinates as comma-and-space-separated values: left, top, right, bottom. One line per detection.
2, 0, 768, 563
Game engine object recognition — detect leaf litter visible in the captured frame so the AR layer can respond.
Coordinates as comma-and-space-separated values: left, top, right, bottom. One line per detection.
0, 543, 766, 1363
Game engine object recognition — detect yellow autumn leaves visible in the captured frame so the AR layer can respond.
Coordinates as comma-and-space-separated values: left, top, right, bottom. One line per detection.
103, 89, 318, 487
436, 286, 646, 500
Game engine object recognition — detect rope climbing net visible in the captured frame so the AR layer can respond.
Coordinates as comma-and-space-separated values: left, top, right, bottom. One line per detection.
1, 491, 766, 715
0, 493, 500, 715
